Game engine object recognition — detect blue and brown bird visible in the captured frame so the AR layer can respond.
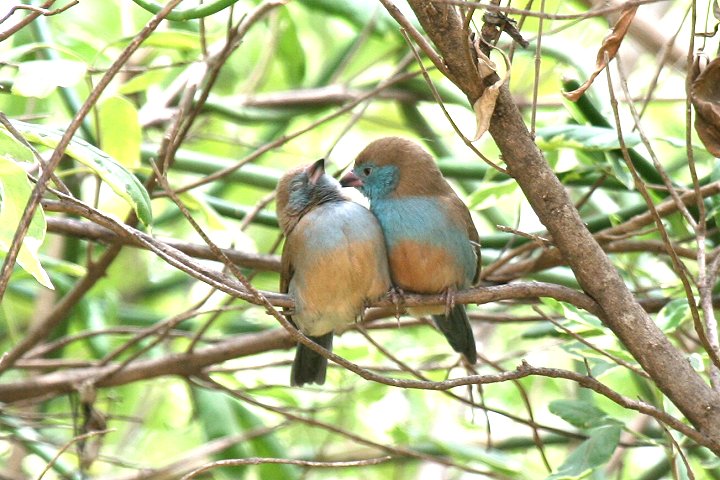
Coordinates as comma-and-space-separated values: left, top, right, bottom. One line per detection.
341, 138, 479, 364
276, 158, 391, 386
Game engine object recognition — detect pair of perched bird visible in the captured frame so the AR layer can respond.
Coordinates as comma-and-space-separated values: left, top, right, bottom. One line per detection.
275, 137, 481, 386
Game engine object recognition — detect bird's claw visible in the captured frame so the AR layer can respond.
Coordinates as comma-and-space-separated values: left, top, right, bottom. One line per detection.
389, 286, 405, 324
444, 287, 457, 317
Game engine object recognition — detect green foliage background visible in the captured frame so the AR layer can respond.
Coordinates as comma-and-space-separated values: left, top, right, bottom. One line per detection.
1, 0, 719, 479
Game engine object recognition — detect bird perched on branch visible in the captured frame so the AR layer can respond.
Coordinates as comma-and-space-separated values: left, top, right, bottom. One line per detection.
276, 159, 391, 386
341, 138, 480, 364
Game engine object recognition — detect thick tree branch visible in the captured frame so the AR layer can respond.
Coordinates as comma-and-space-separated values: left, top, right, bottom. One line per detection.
404, 0, 720, 451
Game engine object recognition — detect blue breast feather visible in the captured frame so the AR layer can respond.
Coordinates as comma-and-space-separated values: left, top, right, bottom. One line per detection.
298, 201, 381, 251
371, 197, 476, 285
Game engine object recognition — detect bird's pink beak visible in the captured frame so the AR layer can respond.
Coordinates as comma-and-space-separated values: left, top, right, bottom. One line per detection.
340, 171, 363, 187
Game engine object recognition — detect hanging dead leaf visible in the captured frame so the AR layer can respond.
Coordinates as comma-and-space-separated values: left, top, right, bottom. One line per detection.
562, 4, 638, 102
472, 48, 510, 141
691, 57, 720, 158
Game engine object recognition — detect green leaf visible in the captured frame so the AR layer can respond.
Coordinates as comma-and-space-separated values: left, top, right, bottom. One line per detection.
7, 120, 152, 225
192, 387, 250, 479
677, 457, 691, 480
277, 11, 306, 84
467, 179, 517, 210
12, 59, 86, 98
549, 400, 609, 429
561, 302, 604, 330
98, 95, 141, 169
433, 440, 522, 476
85, 300, 113, 358
540, 298, 604, 334
522, 322, 562, 339
297, 0, 395, 34
0, 157, 53, 289
118, 69, 168, 95
0, 129, 35, 163
0, 415, 76, 477
232, 401, 299, 480
605, 152, 634, 190
655, 298, 690, 332
558, 343, 619, 377
701, 448, 720, 468
688, 352, 705, 372
536, 125, 641, 151
547, 424, 622, 480
37, 255, 86, 278
179, 191, 226, 231
112, 30, 201, 52
140, 30, 201, 51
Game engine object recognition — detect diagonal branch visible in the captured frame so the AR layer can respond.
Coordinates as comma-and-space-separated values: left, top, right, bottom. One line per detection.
404, 0, 720, 451
0, 0, 183, 303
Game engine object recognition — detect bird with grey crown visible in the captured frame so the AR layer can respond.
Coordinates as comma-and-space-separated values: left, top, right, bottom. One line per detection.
341, 137, 479, 363
276, 158, 391, 386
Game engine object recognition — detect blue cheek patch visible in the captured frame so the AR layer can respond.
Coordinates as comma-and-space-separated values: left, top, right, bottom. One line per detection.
358, 165, 399, 200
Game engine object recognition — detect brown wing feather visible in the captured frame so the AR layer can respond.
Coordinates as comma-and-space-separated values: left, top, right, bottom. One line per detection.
279, 235, 296, 325
280, 248, 292, 294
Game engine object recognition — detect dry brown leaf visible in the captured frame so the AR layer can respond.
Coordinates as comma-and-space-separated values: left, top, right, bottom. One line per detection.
472, 49, 510, 141
691, 56, 720, 158
562, 4, 638, 102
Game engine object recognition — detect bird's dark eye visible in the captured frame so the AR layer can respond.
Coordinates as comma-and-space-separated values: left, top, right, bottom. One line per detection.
362, 166, 372, 176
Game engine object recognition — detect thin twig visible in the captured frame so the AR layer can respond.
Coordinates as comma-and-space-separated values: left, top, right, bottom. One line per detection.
606, 56, 720, 371
0, 0, 55, 41
166, 69, 425, 195
377, 0, 452, 78
36, 428, 114, 480
533, 306, 649, 378
0, 113, 71, 195
193, 360, 715, 451
192, 374, 510, 478
180, 456, 394, 480
399, 28, 507, 174
529, 0, 545, 135
433, 0, 667, 21
0, 0, 185, 372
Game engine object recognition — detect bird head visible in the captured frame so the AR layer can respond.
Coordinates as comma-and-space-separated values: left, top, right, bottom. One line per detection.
276, 158, 342, 234
340, 137, 448, 200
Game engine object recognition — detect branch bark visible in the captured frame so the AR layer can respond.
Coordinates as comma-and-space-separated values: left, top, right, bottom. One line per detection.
405, 0, 720, 451
45, 215, 281, 272
2, 339, 713, 451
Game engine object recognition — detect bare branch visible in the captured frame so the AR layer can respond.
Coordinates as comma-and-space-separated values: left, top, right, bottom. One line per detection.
180, 456, 394, 480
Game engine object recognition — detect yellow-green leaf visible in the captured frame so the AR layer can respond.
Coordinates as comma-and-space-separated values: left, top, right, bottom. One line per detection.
0, 129, 34, 163
0, 156, 53, 289
179, 191, 226, 231
98, 95, 141, 169
7, 120, 152, 226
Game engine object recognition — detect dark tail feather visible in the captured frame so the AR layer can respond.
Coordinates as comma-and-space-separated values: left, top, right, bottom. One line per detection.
291, 333, 334, 386
433, 305, 477, 363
